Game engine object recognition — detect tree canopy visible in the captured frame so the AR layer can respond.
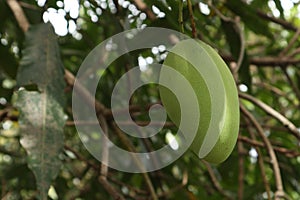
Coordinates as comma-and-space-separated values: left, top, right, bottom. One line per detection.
0, 0, 300, 199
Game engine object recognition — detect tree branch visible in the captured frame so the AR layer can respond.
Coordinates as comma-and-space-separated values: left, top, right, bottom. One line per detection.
6, 0, 30, 32
187, 0, 197, 38
238, 136, 300, 158
221, 54, 300, 67
237, 140, 245, 200
256, 11, 297, 32
279, 28, 300, 56
239, 92, 300, 140
240, 105, 285, 199
242, 118, 271, 200
132, 0, 156, 21
202, 161, 233, 200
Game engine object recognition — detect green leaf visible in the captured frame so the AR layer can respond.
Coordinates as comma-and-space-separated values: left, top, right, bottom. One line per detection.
221, 20, 252, 93
251, 0, 269, 10
17, 24, 65, 92
15, 23, 65, 200
238, 55, 252, 93
273, 0, 284, 19
225, 0, 273, 38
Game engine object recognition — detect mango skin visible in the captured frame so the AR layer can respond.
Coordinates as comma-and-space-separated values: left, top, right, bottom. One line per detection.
159, 39, 239, 164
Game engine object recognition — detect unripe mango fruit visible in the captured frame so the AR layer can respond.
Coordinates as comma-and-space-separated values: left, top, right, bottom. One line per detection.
159, 39, 239, 164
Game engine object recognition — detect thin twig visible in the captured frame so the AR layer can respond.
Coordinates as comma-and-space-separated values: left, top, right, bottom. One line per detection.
250, 57, 300, 66
240, 123, 291, 132
157, 170, 188, 198
279, 27, 300, 56
111, 123, 158, 200
281, 67, 300, 104
288, 47, 300, 58
238, 136, 300, 158
278, 27, 300, 104
99, 114, 109, 179
108, 177, 149, 195
253, 82, 286, 96
237, 140, 244, 200
207, 1, 232, 22
240, 105, 285, 199
99, 177, 126, 200
64, 145, 99, 170
178, 0, 184, 33
202, 161, 233, 200
187, 0, 197, 38
242, 117, 271, 200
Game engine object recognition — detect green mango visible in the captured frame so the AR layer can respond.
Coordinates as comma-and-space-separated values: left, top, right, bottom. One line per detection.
159, 39, 239, 164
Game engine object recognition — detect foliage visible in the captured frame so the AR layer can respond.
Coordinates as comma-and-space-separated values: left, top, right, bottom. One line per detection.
0, 0, 300, 199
